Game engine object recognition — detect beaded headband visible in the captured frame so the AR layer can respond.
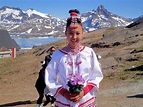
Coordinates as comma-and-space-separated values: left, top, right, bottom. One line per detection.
69, 9, 80, 29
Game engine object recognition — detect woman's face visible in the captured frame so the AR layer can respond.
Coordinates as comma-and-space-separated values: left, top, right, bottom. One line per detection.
65, 24, 83, 49
50, 47, 55, 55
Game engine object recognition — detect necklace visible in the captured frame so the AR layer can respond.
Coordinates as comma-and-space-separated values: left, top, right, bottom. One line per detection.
66, 44, 82, 54
66, 44, 82, 74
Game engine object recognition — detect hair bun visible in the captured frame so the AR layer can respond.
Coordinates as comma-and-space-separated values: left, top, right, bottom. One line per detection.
69, 9, 80, 15
66, 9, 81, 29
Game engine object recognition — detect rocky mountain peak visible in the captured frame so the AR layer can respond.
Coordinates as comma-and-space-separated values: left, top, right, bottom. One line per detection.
0, 6, 21, 12
97, 5, 107, 12
96, 5, 110, 17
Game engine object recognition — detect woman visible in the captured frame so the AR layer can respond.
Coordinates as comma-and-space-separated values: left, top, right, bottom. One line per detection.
45, 9, 103, 107
35, 46, 56, 107
43, 46, 56, 69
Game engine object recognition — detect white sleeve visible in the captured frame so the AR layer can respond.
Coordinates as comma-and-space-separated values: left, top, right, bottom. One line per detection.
45, 51, 62, 96
88, 49, 103, 92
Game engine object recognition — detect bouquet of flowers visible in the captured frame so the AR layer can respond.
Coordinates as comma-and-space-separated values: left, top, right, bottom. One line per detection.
67, 73, 85, 94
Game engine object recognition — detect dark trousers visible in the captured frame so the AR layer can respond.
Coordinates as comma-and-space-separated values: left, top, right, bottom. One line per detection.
35, 85, 56, 106
36, 85, 45, 104
35, 68, 56, 106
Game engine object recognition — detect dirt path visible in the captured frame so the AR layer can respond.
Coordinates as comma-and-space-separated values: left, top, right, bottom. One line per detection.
96, 80, 143, 107
0, 75, 142, 107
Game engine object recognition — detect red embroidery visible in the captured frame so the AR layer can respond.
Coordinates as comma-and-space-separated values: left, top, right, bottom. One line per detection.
67, 61, 82, 66
76, 61, 82, 65
67, 62, 73, 66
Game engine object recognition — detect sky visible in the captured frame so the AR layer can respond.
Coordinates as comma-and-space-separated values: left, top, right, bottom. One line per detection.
0, 0, 143, 19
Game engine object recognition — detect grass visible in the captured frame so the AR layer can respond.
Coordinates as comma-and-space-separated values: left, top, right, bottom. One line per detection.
0, 27, 143, 82
103, 27, 122, 35
0, 54, 41, 76
105, 69, 143, 80
131, 46, 143, 53
104, 58, 143, 80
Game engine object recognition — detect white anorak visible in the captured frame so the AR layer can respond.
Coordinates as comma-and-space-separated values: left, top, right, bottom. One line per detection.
45, 46, 103, 107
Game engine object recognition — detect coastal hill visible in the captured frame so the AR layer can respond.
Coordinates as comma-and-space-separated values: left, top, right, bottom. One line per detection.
0, 29, 20, 50
0, 19, 143, 107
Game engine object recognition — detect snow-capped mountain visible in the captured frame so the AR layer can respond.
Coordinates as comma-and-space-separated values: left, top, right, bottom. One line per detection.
0, 6, 28, 23
0, 6, 66, 36
0, 5, 141, 36
81, 5, 132, 31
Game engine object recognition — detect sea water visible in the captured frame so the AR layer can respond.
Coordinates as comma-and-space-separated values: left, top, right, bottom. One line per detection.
11, 36, 64, 49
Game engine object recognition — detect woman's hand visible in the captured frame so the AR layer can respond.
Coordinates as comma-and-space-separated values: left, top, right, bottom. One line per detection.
59, 88, 74, 101
59, 88, 84, 102
70, 90, 84, 103
63, 90, 73, 101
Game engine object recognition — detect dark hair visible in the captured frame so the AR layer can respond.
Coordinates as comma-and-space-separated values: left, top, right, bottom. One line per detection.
50, 46, 55, 50
69, 9, 80, 14
47, 46, 55, 52
66, 9, 82, 30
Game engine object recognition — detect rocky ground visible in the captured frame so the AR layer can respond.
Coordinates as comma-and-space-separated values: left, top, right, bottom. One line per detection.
0, 73, 142, 107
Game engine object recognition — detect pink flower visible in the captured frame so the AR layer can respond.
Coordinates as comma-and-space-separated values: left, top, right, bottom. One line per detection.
67, 73, 85, 94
